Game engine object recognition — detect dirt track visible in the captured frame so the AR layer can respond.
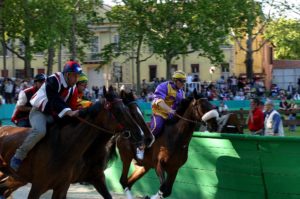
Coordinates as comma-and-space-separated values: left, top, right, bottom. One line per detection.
12, 183, 143, 199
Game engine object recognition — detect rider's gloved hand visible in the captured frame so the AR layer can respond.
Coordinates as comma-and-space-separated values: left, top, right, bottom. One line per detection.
168, 109, 176, 119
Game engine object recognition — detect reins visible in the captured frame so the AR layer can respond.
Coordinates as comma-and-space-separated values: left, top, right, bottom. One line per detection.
76, 116, 120, 135
174, 113, 201, 124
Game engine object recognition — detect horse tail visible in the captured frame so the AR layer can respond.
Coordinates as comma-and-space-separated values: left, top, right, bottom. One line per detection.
105, 135, 118, 168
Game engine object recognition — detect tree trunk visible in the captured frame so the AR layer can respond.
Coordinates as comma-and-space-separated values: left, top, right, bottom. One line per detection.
1, 40, 6, 71
245, 36, 253, 80
47, 47, 55, 75
71, 13, 77, 60
166, 56, 172, 80
58, 43, 62, 72
24, 35, 32, 79
135, 36, 143, 94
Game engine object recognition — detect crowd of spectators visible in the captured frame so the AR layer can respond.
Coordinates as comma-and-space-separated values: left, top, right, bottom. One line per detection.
0, 77, 35, 105
2, 74, 300, 105
139, 74, 300, 103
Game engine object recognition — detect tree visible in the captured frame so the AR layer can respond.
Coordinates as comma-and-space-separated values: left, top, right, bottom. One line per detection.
0, 0, 40, 78
104, 1, 154, 93
102, 0, 245, 91
265, 18, 300, 59
147, 0, 244, 79
0, 0, 103, 77
230, 0, 269, 80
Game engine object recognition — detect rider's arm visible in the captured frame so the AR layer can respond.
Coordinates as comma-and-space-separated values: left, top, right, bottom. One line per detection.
16, 90, 31, 112
157, 101, 174, 114
45, 76, 73, 118
153, 83, 174, 114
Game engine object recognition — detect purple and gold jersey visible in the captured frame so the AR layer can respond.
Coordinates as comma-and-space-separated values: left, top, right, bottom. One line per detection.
152, 81, 185, 119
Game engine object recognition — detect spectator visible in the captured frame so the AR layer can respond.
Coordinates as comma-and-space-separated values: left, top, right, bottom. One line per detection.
293, 92, 300, 100
4, 78, 14, 104
92, 86, 100, 99
247, 98, 264, 135
287, 82, 294, 96
264, 99, 284, 136
279, 97, 289, 110
141, 79, 148, 95
288, 99, 297, 132
218, 100, 229, 116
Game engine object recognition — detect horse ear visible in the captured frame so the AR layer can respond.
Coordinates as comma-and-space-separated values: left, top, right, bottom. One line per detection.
103, 86, 107, 96
192, 98, 197, 106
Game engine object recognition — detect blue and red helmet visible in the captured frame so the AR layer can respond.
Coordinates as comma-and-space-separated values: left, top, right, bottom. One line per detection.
63, 61, 82, 74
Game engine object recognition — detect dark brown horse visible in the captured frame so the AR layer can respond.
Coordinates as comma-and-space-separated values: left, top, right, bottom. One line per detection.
115, 94, 212, 199
0, 86, 144, 199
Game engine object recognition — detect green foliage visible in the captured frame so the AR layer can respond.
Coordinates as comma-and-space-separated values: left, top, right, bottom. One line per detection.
265, 18, 300, 60
0, 0, 103, 76
104, 0, 246, 81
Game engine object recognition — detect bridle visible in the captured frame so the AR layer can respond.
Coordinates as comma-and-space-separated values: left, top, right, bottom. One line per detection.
76, 98, 130, 136
173, 99, 204, 124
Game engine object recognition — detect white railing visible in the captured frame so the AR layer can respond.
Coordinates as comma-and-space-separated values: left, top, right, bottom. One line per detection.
186, 82, 201, 92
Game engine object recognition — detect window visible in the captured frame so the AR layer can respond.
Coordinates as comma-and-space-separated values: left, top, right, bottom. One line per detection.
171, 64, 178, 75
221, 63, 229, 72
1, 70, 8, 77
37, 68, 45, 74
113, 62, 122, 82
149, 65, 157, 81
15, 68, 34, 79
113, 34, 120, 52
90, 36, 100, 60
191, 64, 199, 73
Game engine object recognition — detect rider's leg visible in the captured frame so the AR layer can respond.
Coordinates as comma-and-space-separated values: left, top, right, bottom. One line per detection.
11, 108, 47, 170
150, 115, 165, 137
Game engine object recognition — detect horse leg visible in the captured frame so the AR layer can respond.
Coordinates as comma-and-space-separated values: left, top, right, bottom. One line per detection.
159, 169, 178, 198
119, 156, 134, 199
147, 169, 178, 199
90, 170, 112, 199
51, 184, 70, 199
127, 165, 150, 188
0, 176, 26, 198
27, 184, 46, 199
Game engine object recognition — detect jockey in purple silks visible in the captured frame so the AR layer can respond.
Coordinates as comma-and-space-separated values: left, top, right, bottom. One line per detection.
150, 70, 186, 137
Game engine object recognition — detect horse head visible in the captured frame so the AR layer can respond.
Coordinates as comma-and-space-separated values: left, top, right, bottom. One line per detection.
101, 86, 144, 145
190, 93, 219, 132
119, 89, 150, 146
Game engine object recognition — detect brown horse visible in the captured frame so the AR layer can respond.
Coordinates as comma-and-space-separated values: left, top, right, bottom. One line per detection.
0, 86, 144, 199
115, 94, 212, 199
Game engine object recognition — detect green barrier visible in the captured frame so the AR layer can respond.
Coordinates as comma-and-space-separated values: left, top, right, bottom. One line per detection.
104, 133, 300, 199
0, 104, 15, 125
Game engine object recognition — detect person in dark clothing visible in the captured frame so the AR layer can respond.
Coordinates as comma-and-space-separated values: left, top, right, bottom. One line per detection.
11, 74, 46, 127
